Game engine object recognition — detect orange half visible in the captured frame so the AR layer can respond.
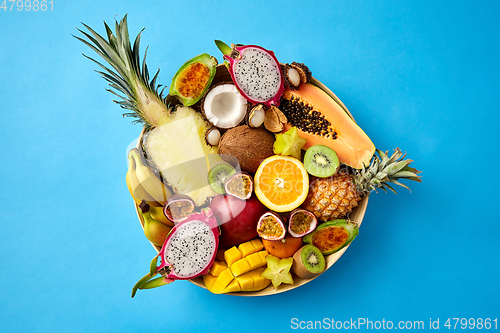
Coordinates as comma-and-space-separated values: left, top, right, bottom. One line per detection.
254, 155, 309, 212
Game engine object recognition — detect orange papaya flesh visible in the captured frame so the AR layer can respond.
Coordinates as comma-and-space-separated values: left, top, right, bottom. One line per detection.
279, 84, 375, 169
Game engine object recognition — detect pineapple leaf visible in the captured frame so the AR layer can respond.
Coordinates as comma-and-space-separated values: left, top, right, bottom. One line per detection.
75, 15, 171, 127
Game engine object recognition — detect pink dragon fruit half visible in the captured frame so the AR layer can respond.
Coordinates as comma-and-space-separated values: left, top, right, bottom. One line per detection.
216, 41, 285, 107
157, 208, 219, 280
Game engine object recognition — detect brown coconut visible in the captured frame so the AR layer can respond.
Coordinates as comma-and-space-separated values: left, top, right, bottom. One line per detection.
218, 125, 275, 174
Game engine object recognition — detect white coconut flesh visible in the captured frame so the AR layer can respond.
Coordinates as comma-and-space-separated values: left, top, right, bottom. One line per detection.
288, 68, 301, 87
164, 220, 216, 278
203, 84, 247, 128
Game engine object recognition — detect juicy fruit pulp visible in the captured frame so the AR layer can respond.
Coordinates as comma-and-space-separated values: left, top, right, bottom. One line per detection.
170, 53, 218, 106
256, 212, 286, 240
217, 41, 285, 107
143, 106, 222, 206
292, 244, 325, 279
303, 220, 359, 255
303, 145, 339, 178
254, 155, 309, 212
288, 209, 317, 238
279, 84, 375, 169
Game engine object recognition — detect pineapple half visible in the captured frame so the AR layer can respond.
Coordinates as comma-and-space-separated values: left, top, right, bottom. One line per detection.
75, 15, 221, 205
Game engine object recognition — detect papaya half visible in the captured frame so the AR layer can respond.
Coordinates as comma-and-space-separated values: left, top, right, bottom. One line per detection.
279, 83, 375, 169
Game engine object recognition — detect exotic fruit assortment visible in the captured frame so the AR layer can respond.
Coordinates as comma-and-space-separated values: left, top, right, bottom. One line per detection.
77, 15, 422, 297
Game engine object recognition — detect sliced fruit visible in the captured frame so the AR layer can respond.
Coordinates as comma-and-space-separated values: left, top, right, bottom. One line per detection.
279, 83, 375, 169
273, 126, 307, 159
292, 244, 325, 279
224, 172, 253, 200
163, 194, 195, 223
202, 83, 248, 129
170, 53, 218, 106
262, 234, 303, 259
303, 145, 339, 177
254, 155, 309, 212
256, 212, 286, 241
261, 254, 294, 289
303, 219, 359, 255
208, 163, 236, 194
143, 106, 223, 206
288, 208, 317, 238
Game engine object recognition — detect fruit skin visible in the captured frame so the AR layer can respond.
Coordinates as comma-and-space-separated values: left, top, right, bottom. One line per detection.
149, 206, 174, 227
209, 194, 268, 249
262, 234, 303, 259
303, 219, 358, 255
292, 245, 325, 279
157, 208, 220, 279
279, 83, 375, 169
216, 41, 285, 107
218, 125, 275, 174
169, 53, 218, 106
129, 148, 173, 203
138, 209, 172, 247
303, 149, 422, 221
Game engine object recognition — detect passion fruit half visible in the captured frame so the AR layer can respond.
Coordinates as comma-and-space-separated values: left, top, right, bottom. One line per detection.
224, 172, 253, 200
288, 208, 317, 238
163, 194, 196, 223
256, 211, 286, 241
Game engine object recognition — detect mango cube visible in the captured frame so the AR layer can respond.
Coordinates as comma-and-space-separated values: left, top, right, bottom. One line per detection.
223, 279, 241, 293
209, 261, 227, 277
224, 247, 242, 267
230, 250, 268, 277
203, 273, 218, 290
238, 239, 264, 257
210, 268, 234, 294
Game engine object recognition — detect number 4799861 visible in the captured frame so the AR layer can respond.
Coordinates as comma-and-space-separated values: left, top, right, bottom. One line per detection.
1, 0, 53, 11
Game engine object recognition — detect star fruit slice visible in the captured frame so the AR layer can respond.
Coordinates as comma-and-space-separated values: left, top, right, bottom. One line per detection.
261, 254, 294, 288
273, 127, 307, 159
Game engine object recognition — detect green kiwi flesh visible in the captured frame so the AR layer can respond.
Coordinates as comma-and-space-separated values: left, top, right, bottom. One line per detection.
303, 145, 339, 177
292, 244, 326, 279
208, 163, 236, 194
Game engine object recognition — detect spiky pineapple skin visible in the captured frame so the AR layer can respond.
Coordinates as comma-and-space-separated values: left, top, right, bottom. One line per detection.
302, 171, 361, 221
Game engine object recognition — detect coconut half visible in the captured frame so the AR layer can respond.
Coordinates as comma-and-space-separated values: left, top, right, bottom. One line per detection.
202, 83, 248, 129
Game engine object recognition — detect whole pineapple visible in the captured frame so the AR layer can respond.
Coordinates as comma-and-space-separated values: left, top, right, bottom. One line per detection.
303, 148, 421, 221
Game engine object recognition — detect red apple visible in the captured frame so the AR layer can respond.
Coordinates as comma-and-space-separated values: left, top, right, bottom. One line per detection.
209, 194, 267, 249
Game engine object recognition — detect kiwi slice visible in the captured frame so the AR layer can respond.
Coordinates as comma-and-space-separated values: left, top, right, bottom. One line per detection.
292, 244, 326, 279
303, 145, 339, 177
208, 163, 236, 194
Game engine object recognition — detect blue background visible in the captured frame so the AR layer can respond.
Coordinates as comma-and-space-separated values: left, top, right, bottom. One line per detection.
1, 0, 499, 332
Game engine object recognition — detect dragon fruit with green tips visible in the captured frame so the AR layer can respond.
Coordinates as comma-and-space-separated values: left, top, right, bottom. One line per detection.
132, 208, 219, 297
215, 40, 285, 106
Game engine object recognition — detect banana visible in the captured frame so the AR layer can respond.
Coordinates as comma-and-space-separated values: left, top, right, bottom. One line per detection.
127, 152, 156, 204
149, 206, 175, 227
139, 209, 172, 247
129, 148, 173, 204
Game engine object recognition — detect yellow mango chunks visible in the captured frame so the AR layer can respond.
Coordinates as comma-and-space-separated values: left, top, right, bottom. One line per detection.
209, 261, 227, 277
227, 267, 270, 292
238, 239, 264, 257
230, 250, 268, 277
203, 239, 271, 294
210, 268, 235, 294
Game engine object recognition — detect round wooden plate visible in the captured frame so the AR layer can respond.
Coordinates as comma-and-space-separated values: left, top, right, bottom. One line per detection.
134, 65, 369, 296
